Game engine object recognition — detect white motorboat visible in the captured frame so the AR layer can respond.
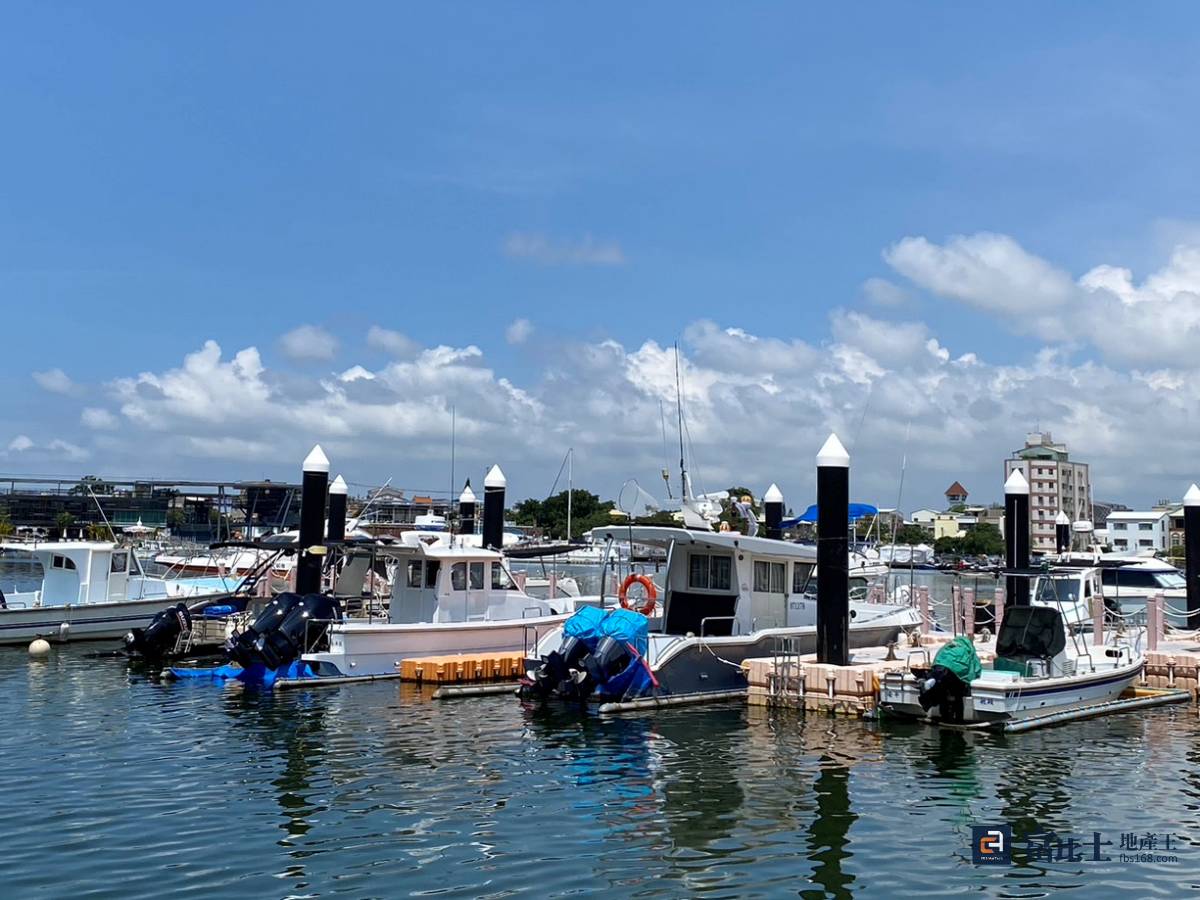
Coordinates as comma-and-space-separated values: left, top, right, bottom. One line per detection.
521, 525, 923, 702
879, 602, 1144, 724
0, 541, 233, 644
301, 542, 581, 678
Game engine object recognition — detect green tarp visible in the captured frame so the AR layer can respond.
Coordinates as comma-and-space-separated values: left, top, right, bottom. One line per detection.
933, 635, 982, 683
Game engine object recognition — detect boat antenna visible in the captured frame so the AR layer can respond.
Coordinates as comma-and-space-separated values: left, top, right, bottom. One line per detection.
675, 341, 687, 500
567, 447, 573, 542
449, 404, 456, 544
658, 399, 674, 499
86, 484, 117, 541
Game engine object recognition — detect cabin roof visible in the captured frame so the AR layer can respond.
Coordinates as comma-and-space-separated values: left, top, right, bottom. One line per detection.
587, 525, 817, 560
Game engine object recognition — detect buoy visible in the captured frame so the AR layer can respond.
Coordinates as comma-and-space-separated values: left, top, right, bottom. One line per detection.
28, 638, 51, 657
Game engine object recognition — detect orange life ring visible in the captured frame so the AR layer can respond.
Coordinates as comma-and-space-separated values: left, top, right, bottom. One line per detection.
618, 573, 658, 615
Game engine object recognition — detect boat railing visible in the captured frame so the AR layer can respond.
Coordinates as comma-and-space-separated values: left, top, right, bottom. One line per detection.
522, 622, 544, 658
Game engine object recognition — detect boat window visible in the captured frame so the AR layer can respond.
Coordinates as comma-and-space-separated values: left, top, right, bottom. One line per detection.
407, 560, 422, 588
51, 555, 76, 570
424, 560, 440, 589
492, 564, 516, 590
469, 562, 485, 590
110, 552, 127, 574
793, 563, 813, 594
451, 563, 467, 591
1156, 572, 1187, 589
753, 561, 785, 593
688, 553, 732, 591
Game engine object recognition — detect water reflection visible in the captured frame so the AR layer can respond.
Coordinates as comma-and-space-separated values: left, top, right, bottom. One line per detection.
803, 759, 857, 900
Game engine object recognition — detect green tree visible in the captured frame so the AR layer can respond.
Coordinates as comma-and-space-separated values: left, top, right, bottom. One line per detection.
0, 514, 13, 538
511, 489, 616, 540
54, 511, 75, 538
961, 523, 1004, 557
888, 523, 933, 545
85, 523, 110, 541
166, 508, 187, 529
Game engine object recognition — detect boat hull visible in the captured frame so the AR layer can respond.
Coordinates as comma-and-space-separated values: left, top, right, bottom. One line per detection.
303, 614, 571, 677
880, 659, 1144, 722
0, 593, 226, 645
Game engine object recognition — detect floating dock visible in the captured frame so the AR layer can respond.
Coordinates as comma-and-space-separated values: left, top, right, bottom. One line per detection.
397, 652, 527, 684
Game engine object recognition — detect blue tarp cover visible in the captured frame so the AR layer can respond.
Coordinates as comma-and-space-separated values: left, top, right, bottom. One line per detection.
780, 502, 879, 528
563, 606, 606, 648
598, 607, 649, 657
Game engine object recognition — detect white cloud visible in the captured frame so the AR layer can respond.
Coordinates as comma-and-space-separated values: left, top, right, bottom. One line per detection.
886, 231, 1200, 366
366, 325, 420, 358
4, 434, 88, 461
861, 277, 910, 307
505, 318, 533, 345
503, 232, 626, 266
338, 365, 375, 383
279, 325, 339, 362
81, 408, 118, 430
32, 368, 76, 394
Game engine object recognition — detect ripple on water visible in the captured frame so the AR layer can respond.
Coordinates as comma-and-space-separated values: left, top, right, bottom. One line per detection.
0, 647, 1199, 897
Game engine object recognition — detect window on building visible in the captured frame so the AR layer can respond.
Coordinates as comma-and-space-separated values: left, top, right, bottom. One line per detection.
753, 560, 785, 593
1112, 523, 1126, 531
1138, 539, 1154, 548
1138, 523, 1154, 531
688, 553, 732, 591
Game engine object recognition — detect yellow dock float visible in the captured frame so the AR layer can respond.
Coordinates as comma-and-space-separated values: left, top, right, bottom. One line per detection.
397, 652, 527, 684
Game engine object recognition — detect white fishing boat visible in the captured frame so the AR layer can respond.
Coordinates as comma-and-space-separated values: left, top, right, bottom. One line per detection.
522, 524, 923, 702
300, 541, 581, 678
880, 570, 1145, 724
0, 541, 234, 644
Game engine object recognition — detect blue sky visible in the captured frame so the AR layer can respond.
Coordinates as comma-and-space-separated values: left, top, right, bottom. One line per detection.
4, 4, 1200, 510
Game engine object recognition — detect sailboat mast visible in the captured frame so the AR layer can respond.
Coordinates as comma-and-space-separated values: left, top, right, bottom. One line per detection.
567, 447, 573, 541
675, 342, 687, 499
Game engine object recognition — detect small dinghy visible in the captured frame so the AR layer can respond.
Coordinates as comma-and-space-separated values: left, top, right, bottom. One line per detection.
880, 603, 1144, 724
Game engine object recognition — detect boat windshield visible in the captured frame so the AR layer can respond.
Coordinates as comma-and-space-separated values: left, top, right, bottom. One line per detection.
1034, 576, 1082, 606
1155, 572, 1187, 589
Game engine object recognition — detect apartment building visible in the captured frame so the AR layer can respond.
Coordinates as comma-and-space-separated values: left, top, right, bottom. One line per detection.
1003, 431, 1093, 553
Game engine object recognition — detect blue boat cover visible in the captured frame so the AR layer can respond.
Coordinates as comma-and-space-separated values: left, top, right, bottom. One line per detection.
595, 655, 654, 701
563, 606, 606, 648
780, 502, 879, 528
167, 659, 314, 687
598, 607, 649, 657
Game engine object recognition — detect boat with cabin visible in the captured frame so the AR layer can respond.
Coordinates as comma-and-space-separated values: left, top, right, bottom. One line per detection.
520, 524, 923, 704
298, 541, 580, 679
0, 541, 235, 644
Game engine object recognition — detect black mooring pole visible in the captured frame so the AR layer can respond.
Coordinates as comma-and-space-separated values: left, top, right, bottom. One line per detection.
1185, 483, 1200, 631
296, 445, 329, 595
482, 465, 506, 550
816, 434, 850, 666
459, 480, 477, 537
764, 483, 784, 541
1055, 511, 1070, 554
327, 475, 347, 543
1004, 469, 1030, 606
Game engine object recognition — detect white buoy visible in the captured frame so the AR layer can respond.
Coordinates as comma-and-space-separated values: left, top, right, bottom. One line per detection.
28, 638, 51, 657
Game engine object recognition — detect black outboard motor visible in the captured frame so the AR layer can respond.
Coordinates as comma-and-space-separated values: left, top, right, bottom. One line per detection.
125, 603, 192, 659
227, 593, 341, 670
918, 664, 969, 723
525, 638, 595, 700
582, 636, 633, 686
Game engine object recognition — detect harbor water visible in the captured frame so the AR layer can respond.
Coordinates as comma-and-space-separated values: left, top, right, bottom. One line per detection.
2, 563, 1198, 897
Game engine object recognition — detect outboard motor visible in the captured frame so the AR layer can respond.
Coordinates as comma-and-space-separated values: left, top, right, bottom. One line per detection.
125, 603, 191, 659
582, 636, 634, 687
227, 593, 341, 671
523, 634, 591, 700
918, 664, 969, 722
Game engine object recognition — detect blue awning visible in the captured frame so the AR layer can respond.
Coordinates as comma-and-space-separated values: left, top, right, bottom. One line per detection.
780, 502, 879, 529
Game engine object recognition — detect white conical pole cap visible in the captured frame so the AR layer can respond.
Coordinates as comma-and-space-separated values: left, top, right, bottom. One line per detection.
329, 475, 348, 496
816, 433, 850, 468
459, 484, 477, 504
1004, 469, 1029, 495
1185, 484, 1200, 507
764, 483, 784, 503
484, 465, 507, 488
1055, 511, 1070, 525
303, 444, 330, 474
